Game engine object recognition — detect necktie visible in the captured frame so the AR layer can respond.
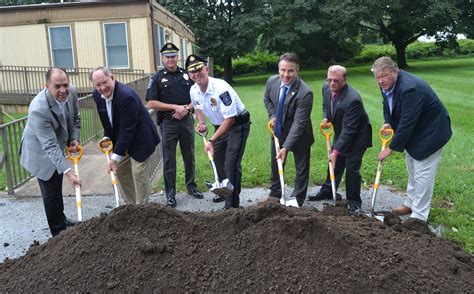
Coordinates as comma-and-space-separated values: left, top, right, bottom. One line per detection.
275, 85, 288, 138
331, 92, 337, 118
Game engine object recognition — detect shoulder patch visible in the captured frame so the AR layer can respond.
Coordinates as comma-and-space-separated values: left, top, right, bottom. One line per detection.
219, 91, 232, 106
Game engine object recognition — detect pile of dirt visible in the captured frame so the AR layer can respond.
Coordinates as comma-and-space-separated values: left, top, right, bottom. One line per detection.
1, 202, 472, 292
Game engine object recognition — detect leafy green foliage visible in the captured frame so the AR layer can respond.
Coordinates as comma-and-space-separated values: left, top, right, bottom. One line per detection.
352, 40, 474, 64
159, 0, 270, 82
336, 0, 462, 67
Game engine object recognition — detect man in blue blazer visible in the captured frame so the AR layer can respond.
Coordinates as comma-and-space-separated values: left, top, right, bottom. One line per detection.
372, 57, 452, 222
90, 67, 160, 204
20, 67, 81, 236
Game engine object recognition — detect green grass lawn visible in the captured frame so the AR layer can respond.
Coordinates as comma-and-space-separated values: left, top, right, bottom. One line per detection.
169, 57, 474, 253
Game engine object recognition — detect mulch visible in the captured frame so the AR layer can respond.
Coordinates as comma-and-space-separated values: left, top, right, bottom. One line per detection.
1, 202, 472, 292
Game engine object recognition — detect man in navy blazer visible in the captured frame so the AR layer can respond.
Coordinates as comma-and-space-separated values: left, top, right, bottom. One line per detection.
372, 57, 452, 222
90, 67, 160, 204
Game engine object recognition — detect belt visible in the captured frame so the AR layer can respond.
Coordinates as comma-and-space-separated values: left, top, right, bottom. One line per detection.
213, 110, 250, 129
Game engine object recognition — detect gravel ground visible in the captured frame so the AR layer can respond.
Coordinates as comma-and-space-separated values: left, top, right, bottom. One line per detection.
0, 185, 405, 262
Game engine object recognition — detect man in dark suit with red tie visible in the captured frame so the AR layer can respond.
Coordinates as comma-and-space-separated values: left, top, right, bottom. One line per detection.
308, 65, 372, 214
90, 67, 160, 204
263, 52, 314, 207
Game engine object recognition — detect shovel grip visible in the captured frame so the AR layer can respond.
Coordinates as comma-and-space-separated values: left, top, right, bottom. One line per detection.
66, 145, 83, 164
320, 122, 334, 140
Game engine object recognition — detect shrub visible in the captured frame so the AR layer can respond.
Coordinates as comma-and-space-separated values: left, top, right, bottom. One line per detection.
232, 51, 279, 75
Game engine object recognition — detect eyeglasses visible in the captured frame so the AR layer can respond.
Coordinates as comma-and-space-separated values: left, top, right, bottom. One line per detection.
326, 78, 344, 83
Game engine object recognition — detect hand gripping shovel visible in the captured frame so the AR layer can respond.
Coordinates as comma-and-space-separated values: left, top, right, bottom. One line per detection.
267, 122, 299, 207
320, 122, 337, 206
369, 128, 394, 221
66, 145, 83, 221
98, 138, 120, 208
195, 127, 234, 197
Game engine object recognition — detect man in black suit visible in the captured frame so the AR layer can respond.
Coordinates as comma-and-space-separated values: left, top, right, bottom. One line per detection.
263, 52, 314, 207
372, 56, 452, 222
308, 65, 372, 213
90, 67, 160, 204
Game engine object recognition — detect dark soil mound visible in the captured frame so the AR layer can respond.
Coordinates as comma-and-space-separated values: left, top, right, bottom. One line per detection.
1, 202, 473, 292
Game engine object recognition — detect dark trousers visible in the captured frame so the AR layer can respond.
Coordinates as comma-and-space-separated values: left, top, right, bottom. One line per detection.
270, 139, 311, 206
213, 122, 250, 209
160, 114, 197, 197
37, 171, 67, 236
319, 152, 364, 208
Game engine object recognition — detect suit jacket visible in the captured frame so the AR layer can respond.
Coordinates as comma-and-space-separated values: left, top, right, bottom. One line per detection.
322, 83, 372, 156
263, 75, 314, 151
92, 81, 160, 162
20, 86, 81, 181
383, 70, 452, 160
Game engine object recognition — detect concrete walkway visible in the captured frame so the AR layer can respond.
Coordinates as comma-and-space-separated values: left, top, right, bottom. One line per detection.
13, 140, 115, 197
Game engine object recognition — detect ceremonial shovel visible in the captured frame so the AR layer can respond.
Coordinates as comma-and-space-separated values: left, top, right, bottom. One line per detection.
98, 138, 120, 208
320, 122, 338, 206
369, 127, 394, 221
66, 145, 83, 221
195, 127, 234, 197
267, 122, 299, 207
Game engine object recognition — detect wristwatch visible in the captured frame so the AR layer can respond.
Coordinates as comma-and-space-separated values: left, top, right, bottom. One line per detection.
208, 139, 214, 144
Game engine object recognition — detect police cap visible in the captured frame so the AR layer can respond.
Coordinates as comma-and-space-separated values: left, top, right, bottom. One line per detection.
185, 54, 207, 72
160, 42, 179, 57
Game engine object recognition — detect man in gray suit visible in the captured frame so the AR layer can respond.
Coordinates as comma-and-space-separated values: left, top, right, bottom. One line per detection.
263, 52, 314, 207
20, 67, 81, 237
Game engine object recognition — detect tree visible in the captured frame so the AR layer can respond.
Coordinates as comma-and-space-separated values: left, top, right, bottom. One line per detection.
260, 0, 362, 66
159, 0, 269, 83
338, 0, 461, 67
455, 0, 474, 38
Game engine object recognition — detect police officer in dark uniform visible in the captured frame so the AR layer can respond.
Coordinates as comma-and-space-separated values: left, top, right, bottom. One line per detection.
146, 43, 203, 208
187, 54, 251, 209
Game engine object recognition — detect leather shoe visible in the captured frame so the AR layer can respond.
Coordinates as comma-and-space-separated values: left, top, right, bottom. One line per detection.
212, 195, 225, 203
392, 205, 412, 216
347, 206, 362, 215
64, 218, 78, 227
308, 192, 342, 201
188, 189, 204, 199
167, 196, 177, 208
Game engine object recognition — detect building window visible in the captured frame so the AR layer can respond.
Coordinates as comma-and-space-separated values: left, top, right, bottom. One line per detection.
103, 22, 129, 69
154, 24, 165, 68
48, 26, 75, 69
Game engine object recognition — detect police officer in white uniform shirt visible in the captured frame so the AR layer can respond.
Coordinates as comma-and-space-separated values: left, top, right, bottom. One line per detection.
187, 54, 251, 209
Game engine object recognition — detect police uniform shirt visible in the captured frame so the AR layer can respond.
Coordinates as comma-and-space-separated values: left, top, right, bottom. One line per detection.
145, 67, 193, 105
190, 77, 245, 126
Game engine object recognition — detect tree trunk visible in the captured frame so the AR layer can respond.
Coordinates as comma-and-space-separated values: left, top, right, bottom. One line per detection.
394, 43, 408, 68
223, 55, 234, 84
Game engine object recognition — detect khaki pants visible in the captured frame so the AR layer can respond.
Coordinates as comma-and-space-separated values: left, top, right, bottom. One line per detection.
405, 148, 443, 221
116, 154, 151, 204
